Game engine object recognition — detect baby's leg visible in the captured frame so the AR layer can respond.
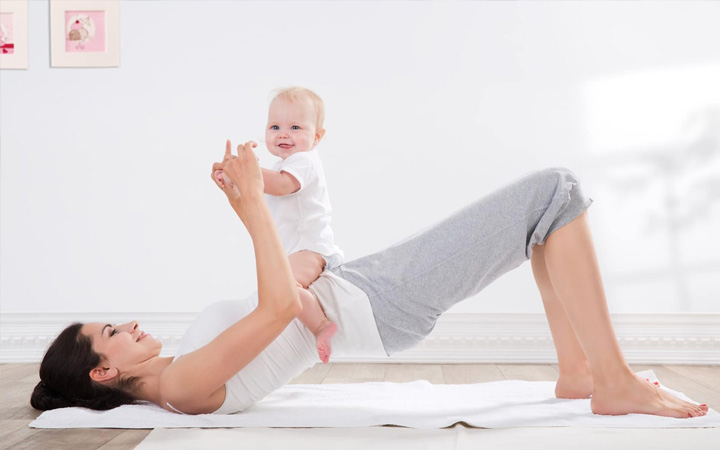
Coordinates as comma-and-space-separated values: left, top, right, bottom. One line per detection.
296, 286, 337, 363
289, 251, 326, 288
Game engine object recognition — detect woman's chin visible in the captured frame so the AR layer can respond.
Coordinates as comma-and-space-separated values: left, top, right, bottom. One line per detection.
146, 337, 163, 354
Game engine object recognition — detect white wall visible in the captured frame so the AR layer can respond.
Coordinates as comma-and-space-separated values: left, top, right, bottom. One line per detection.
2, 1, 719, 315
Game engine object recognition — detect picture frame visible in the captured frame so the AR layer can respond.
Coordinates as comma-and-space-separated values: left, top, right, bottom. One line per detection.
0, 0, 29, 70
50, 0, 120, 67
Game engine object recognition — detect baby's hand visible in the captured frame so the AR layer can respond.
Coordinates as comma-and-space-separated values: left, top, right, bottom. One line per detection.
214, 169, 225, 187
211, 139, 262, 209
214, 169, 234, 188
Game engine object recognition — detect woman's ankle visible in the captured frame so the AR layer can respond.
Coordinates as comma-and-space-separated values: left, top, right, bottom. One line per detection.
589, 361, 636, 388
558, 360, 592, 377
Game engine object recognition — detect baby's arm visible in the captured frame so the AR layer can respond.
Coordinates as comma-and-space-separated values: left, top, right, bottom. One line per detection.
262, 168, 300, 196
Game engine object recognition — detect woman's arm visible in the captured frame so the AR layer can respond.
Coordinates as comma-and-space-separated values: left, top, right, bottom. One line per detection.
161, 140, 303, 414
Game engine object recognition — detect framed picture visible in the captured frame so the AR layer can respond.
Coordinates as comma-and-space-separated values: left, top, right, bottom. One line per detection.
50, 0, 120, 67
0, 0, 29, 70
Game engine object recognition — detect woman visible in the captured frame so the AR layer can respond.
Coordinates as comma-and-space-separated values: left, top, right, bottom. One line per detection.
31, 141, 708, 418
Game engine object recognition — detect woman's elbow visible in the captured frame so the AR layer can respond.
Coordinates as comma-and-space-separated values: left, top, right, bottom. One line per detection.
286, 295, 303, 318
275, 293, 303, 321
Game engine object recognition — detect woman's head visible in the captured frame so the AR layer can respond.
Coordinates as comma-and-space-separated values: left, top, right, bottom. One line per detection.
31, 320, 157, 411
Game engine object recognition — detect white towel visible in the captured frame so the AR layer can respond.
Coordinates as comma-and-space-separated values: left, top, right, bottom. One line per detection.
30, 371, 719, 429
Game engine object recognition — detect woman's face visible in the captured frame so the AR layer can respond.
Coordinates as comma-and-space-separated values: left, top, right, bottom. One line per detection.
82, 321, 162, 375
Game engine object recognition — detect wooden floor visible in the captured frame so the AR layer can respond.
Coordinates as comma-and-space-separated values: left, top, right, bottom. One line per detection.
2, 363, 719, 450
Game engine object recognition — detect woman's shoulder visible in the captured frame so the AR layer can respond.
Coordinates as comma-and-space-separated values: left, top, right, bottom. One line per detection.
160, 364, 228, 415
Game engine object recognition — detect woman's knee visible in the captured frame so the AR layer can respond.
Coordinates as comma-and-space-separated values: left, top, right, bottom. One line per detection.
533, 166, 580, 187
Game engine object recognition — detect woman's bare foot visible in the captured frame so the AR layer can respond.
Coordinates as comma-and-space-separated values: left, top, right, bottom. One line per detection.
591, 372, 709, 418
649, 381, 710, 414
314, 320, 337, 364
556, 362, 594, 399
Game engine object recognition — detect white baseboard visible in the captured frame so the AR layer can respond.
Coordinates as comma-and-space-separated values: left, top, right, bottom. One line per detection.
1, 312, 718, 364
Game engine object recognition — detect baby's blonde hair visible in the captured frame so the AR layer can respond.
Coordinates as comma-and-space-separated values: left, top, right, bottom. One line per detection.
269, 86, 325, 132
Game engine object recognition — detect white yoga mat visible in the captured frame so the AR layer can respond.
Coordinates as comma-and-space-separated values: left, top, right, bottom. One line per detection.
30, 371, 719, 429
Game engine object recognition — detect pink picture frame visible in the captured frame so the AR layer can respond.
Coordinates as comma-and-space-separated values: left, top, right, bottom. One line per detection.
0, 0, 29, 70
50, 0, 119, 67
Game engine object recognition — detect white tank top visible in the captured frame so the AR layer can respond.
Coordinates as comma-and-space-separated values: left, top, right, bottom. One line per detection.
173, 271, 386, 414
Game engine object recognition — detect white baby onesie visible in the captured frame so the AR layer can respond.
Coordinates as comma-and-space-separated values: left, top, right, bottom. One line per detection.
265, 150, 344, 268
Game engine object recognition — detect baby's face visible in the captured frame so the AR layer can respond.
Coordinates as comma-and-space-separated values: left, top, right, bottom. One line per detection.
265, 97, 319, 159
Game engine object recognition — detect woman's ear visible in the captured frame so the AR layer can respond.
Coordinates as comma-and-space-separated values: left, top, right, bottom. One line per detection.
89, 365, 119, 383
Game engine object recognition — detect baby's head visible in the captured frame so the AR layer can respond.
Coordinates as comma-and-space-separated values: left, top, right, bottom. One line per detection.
266, 87, 326, 160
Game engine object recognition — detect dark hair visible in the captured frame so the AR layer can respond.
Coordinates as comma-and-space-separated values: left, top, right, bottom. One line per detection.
31, 322, 140, 411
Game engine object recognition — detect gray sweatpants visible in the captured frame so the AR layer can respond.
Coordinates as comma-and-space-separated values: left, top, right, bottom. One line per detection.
331, 167, 594, 355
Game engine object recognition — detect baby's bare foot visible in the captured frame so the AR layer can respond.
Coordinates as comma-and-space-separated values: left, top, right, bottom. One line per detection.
592, 373, 708, 418
315, 321, 337, 364
556, 363, 594, 399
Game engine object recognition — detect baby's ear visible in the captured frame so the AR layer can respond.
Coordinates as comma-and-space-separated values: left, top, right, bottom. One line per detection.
315, 128, 326, 145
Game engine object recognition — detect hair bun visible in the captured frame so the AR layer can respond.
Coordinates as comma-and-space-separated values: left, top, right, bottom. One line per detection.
30, 380, 69, 411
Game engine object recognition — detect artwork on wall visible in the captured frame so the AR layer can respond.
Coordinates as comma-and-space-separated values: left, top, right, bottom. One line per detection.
0, 0, 29, 70
50, 0, 119, 67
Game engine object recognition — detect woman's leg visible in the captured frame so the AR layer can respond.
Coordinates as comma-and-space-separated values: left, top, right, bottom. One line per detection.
542, 211, 707, 417
530, 243, 593, 399
334, 167, 595, 355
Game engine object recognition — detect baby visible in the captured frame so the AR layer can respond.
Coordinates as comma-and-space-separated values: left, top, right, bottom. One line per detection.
216, 87, 342, 363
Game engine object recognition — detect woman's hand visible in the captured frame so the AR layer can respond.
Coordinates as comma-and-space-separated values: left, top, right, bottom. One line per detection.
288, 251, 326, 288
211, 140, 265, 225
212, 140, 264, 197
210, 140, 237, 190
